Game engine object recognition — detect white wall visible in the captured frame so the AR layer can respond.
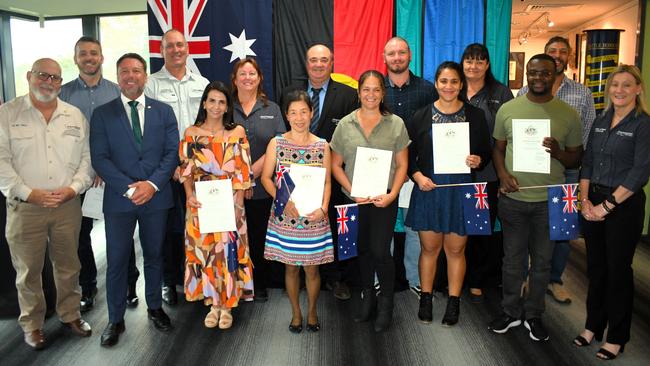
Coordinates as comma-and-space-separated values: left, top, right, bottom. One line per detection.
509, 0, 639, 93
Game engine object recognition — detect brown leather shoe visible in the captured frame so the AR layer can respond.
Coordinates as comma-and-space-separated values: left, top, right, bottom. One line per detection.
24, 329, 46, 350
64, 318, 92, 337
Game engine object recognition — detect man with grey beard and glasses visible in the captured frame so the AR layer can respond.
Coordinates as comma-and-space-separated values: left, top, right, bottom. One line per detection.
0, 58, 94, 350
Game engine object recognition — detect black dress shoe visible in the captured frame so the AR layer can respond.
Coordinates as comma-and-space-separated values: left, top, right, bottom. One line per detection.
147, 308, 172, 332
288, 321, 303, 333
80, 287, 98, 313
126, 283, 139, 308
162, 285, 178, 305
306, 322, 321, 332
100, 322, 125, 347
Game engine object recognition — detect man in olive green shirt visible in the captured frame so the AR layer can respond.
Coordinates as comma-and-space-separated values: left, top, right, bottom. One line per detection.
488, 54, 582, 342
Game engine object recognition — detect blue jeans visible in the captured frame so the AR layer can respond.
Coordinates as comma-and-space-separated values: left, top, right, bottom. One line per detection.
403, 208, 421, 287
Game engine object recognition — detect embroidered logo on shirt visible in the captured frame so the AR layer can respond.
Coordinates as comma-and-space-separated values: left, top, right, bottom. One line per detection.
332, 118, 340, 125
260, 115, 275, 119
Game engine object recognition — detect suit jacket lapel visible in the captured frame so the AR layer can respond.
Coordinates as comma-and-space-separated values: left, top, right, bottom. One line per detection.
317, 81, 336, 131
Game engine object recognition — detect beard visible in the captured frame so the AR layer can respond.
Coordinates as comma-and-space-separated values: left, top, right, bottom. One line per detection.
554, 59, 567, 75
387, 63, 409, 74
31, 85, 59, 103
529, 85, 551, 96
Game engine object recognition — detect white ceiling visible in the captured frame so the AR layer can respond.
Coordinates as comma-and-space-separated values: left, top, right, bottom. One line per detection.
0, 0, 637, 33
0, 0, 145, 18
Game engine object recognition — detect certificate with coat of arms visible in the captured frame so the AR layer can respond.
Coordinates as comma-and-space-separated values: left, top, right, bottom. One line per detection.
195, 180, 237, 234
512, 119, 550, 174
351, 147, 393, 198
432, 122, 470, 174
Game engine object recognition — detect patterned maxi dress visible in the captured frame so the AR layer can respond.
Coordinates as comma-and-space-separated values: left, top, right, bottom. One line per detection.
179, 135, 255, 307
264, 137, 334, 266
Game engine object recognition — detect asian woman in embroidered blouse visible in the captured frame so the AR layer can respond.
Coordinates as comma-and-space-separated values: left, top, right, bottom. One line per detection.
261, 90, 333, 333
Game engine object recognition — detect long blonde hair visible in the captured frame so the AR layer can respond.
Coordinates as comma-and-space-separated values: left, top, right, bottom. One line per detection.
604, 64, 649, 115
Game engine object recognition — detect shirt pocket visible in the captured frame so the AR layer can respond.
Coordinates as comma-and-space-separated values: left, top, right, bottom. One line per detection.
157, 88, 180, 110
60, 123, 85, 170
9, 125, 35, 156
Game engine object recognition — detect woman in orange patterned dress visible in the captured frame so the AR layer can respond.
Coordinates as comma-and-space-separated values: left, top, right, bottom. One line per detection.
179, 81, 254, 329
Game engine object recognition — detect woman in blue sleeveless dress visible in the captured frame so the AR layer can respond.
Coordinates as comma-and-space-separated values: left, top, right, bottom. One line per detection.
405, 61, 491, 326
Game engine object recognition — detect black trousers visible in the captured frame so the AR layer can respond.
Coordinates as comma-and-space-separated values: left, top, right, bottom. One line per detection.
465, 181, 503, 289
245, 198, 273, 290
352, 197, 398, 298
78, 194, 139, 296
582, 185, 645, 345
162, 181, 185, 287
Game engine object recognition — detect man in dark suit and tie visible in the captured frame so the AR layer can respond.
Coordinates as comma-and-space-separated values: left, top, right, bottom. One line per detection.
90, 53, 179, 347
280, 43, 358, 300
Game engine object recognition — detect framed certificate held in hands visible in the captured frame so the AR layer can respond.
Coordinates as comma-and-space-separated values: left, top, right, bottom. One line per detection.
350, 146, 393, 198
432, 122, 470, 174
512, 119, 550, 174
289, 164, 326, 216
195, 180, 237, 234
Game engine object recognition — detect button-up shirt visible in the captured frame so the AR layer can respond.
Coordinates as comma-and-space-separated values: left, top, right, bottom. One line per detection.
145, 66, 209, 138
308, 79, 330, 117
581, 108, 650, 192
59, 76, 120, 121
234, 99, 286, 199
330, 110, 410, 199
384, 71, 438, 123
0, 95, 93, 200
519, 75, 595, 146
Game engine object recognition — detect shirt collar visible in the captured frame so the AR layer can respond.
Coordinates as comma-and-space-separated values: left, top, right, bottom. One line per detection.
386, 71, 413, 88
75, 76, 106, 89
160, 65, 195, 82
308, 78, 330, 93
23, 95, 70, 119
121, 93, 146, 108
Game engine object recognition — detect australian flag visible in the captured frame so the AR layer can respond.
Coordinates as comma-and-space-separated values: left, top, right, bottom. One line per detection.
147, 0, 274, 99
336, 204, 358, 261
274, 161, 295, 217
548, 184, 580, 240
225, 231, 238, 272
462, 183, 492, 235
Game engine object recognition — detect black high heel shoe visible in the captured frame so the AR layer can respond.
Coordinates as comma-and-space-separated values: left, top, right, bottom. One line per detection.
596, 344, 625, 360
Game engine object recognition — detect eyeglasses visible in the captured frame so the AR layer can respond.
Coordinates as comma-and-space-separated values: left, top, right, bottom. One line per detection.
31, 71, 63, 83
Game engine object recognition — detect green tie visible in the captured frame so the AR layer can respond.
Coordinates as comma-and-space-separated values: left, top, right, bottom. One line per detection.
128, 100, 143, 146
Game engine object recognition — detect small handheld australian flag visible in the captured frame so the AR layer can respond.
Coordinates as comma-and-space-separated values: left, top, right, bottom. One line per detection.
336, 204, 358, 260
548, 184, 580, 240
274, 161, 295, 217
462, 183, 492, 235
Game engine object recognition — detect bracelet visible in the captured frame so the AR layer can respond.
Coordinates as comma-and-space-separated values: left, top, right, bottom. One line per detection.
601, 201, 613, 213
319, 207, 327, 216
606, 194, 619, 207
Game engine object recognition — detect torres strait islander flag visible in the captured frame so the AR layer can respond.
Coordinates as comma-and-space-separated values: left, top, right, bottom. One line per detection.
147, 0, 274, 98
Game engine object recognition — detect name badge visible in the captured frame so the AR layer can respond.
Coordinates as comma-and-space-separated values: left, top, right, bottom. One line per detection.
616, 131, 633, 137
594, 128, 606, 133
260, 115, 275, 119
332, 118, 340, 125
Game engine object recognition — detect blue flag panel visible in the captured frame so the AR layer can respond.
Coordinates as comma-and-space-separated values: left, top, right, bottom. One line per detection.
462, 183, 492, 235
336, 204, 359, 261
548, 184, 580, 240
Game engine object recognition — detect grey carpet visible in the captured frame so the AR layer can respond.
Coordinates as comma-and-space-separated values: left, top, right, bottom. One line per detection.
0, 221, 649, 366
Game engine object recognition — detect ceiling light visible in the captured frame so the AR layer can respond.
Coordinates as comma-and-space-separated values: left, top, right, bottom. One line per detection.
546, 15, 555, 27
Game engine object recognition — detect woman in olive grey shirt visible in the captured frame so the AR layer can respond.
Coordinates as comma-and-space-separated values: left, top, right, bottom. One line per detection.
330, 70, 409, 333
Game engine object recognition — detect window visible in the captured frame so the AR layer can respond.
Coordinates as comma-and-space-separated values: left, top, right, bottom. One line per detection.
99, 14, 149, 82
10, 17, 82, 97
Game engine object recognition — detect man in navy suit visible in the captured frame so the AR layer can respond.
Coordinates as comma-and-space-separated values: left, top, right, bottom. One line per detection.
90, 53, 179, 347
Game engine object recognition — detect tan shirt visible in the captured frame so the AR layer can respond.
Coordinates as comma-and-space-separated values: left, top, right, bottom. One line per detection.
0, 95, 93, 200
